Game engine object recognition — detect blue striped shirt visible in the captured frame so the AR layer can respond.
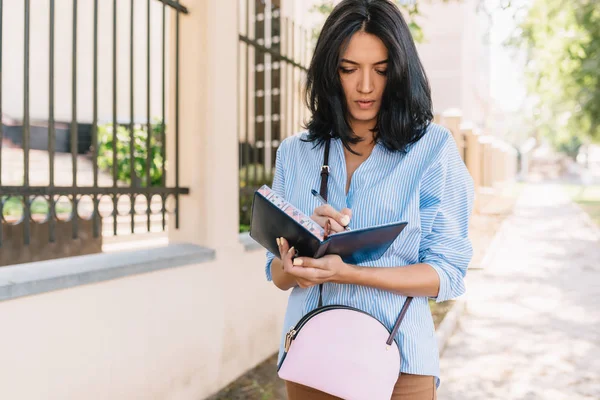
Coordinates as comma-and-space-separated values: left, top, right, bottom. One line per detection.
265, 123, 474, 386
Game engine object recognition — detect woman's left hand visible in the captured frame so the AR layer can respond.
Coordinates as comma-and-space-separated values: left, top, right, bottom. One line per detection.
286, 253, 351, 288
278, 238, 353, 288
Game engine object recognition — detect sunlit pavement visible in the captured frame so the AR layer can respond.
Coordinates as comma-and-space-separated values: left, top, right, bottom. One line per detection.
439, 183, 600, 400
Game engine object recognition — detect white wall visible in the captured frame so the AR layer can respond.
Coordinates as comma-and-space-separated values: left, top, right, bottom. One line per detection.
0, 250, 288, 400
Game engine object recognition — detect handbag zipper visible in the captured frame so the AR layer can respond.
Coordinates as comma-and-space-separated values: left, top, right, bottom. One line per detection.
284, 328, 297, 352
293, 305, 392, 336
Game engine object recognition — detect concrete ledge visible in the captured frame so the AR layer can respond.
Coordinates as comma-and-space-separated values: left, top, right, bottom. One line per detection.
436, 295, 467, 355
239, 232, 262, 252
0, 243, 215, 302
471, 214, 511, 270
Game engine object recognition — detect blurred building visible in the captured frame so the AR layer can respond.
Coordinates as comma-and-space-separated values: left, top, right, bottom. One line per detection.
409, 0, 492, 130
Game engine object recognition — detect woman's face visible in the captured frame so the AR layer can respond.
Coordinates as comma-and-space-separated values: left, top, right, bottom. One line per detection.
338, 31, 388, 130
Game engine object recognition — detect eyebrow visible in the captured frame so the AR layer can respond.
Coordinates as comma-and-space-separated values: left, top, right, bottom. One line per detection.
340, 58, 389, 66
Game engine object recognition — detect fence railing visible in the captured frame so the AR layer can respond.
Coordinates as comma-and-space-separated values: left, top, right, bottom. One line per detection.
238, 0, 310, 232
0, 0, 189, 252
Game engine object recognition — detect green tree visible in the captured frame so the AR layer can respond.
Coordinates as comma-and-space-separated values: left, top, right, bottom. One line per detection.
512, 0, 600, 150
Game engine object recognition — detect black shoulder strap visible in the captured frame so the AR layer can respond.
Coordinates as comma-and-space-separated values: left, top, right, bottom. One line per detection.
319, 138, 331, 202
316, 138, 412, 342
317, 139, 331, 307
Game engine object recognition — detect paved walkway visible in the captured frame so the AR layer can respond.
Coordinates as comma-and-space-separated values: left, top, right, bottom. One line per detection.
439, 183, 600, 400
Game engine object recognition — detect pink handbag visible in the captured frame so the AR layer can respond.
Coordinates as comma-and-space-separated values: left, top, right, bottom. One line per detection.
277, 139, 413, 399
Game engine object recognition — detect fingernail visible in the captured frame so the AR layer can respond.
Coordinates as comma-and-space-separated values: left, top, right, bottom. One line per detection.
276, 238, 281, 246
288, 246, 294, 254
341, 215, 350, 226
293, 258, 303, 266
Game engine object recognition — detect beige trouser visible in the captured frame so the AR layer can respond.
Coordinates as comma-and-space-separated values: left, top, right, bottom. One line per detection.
286, 373, 437, 400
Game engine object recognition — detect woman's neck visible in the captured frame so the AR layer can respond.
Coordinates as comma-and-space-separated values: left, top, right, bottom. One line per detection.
349, 120, 376, 154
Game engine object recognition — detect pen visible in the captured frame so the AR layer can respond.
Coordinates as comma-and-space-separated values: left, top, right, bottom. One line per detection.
311, 189, 351, 231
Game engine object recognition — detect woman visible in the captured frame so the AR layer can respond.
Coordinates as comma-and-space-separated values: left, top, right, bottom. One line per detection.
265, 0, 474, 398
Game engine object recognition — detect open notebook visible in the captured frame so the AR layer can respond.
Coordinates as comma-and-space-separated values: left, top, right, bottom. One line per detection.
250, 185, 408, 265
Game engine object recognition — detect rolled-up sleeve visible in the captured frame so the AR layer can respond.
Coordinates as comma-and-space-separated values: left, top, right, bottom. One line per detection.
264, 140, 287, 281
418, 138, 474, 303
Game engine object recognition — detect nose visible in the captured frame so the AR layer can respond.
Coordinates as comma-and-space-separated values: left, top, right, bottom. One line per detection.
357, 69, 374, 94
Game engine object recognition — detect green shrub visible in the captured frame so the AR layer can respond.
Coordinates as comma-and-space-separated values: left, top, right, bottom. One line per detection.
93, 125, 279, 233
97, 121, 165, 187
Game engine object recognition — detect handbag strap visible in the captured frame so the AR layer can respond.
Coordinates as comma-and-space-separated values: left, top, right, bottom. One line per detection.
319, 138, 331, 202
317, 137, 413, 344
317, 138, 331, 308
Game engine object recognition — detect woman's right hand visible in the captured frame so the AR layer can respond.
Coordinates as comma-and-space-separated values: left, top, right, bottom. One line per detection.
311, 205, 352, 233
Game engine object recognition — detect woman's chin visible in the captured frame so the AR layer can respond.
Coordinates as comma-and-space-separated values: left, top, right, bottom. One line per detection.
349, 111, 379, 125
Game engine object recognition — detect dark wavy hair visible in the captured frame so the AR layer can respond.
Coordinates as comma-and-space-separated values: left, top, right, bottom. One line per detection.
304, 0, 433, 154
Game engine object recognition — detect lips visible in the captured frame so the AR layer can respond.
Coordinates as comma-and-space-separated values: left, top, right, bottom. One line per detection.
356, 100, 375, 109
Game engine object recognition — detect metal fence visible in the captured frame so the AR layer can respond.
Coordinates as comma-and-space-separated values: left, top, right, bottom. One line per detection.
238, 0, 310, 231
0, 0, 189, 249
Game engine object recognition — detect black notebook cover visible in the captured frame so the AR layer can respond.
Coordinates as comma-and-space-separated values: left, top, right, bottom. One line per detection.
249, 186, 407, 265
